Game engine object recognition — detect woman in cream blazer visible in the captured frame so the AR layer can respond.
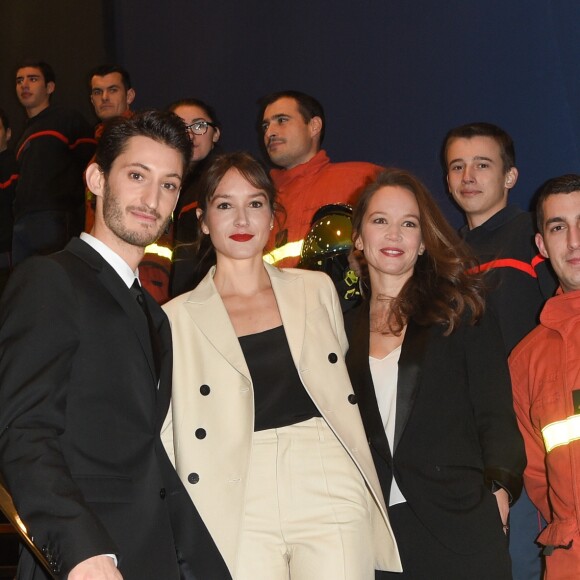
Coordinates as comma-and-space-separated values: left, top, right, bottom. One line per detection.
162, 152, 400, 580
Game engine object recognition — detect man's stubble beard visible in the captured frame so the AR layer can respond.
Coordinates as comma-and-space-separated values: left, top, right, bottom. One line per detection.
102, 181, 171, 248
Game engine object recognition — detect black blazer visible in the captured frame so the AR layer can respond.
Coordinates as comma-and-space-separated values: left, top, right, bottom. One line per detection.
344, 302, 526, 555
0, 238, 230, 580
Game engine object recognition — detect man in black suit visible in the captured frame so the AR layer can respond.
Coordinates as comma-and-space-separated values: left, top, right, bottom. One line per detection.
0, 111, 230, 579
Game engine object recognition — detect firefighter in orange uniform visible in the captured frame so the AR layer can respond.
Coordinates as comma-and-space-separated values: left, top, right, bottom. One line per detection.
510, 174, 580, 579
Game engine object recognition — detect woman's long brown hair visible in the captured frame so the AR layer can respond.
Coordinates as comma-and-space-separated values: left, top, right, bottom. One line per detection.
352, 168, 485, 335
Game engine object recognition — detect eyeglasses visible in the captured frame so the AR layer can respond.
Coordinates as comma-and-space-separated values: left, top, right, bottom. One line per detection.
184, 120, 217, 135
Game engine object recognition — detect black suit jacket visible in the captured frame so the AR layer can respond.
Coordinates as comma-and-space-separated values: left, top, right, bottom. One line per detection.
0, 238, 230, 580
344, 302, 526, 555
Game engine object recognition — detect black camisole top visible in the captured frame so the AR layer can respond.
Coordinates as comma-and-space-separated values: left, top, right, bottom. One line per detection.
238, 325, 321, 432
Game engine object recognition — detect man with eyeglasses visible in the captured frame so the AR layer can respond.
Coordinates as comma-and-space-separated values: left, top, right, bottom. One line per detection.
258, 90, 382, 268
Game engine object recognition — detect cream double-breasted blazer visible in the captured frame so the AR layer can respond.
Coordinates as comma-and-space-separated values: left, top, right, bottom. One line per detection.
162, 263, 401, 576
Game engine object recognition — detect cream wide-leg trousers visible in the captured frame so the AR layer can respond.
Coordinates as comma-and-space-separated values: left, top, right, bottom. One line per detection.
235, 417, 375, 580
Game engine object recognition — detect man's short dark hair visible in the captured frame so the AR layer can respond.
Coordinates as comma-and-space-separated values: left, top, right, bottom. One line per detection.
536, 173, 580, 232
442, 122, 515, 174
0, 108, 10, 131
96, 109, 192, 178
88, 64, 132, 92
168, 97, 221, 128
258, 90, 326, 145
15, 60, 55, 85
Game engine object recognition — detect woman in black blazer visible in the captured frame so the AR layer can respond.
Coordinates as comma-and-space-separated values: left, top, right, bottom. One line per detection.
344, 168, 526, 579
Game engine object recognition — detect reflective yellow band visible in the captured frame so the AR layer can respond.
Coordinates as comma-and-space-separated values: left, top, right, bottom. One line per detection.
263, 240, 304, 265
144, 243, 173, 261
542, 414, 580, 453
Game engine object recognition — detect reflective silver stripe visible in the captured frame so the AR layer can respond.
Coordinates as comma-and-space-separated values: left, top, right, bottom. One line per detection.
144, 243, 173, 261
263, 240, 304, 265
542, 414, 580, 453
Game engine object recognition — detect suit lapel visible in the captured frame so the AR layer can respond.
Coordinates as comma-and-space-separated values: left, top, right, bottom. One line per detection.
183, 269, 251, 382
148, 294, 173, 424
66, 238, 158, 384
393, 320, 430, 451
268, 265, 306, 371
99, 265, 159, 382
183, 264, 307, 382
345, 303, 392, 463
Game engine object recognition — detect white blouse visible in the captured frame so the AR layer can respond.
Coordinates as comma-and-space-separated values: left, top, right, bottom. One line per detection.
369, 346, 406, 506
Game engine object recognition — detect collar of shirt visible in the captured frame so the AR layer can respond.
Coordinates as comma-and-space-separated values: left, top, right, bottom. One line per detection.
25, 104, 52, 124
270, 149, 330, 188
540, 288, 580, 332
94, 109, 133, 140
461, 204, 525, 239
80, 232, 139, 288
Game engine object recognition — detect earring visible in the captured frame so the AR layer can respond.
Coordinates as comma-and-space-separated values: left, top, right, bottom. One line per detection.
270, 223, 274, 231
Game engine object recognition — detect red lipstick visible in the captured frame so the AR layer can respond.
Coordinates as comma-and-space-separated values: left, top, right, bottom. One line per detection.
230, 234, 254, 242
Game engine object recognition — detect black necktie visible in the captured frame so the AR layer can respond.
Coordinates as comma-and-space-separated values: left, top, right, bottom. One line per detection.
130, 279, 161, 381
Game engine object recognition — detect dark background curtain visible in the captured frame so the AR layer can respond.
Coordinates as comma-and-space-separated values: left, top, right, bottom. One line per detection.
1, 0, 578, 227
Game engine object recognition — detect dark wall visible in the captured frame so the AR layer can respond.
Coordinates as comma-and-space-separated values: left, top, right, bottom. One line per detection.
1, 1, 578, 227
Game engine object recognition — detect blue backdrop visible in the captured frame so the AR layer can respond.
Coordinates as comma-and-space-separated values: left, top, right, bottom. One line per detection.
113, 0, 580, 227
2, 0, 578, 227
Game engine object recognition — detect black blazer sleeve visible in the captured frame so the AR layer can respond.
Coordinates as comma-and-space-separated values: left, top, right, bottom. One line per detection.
0, 257, 117, 577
